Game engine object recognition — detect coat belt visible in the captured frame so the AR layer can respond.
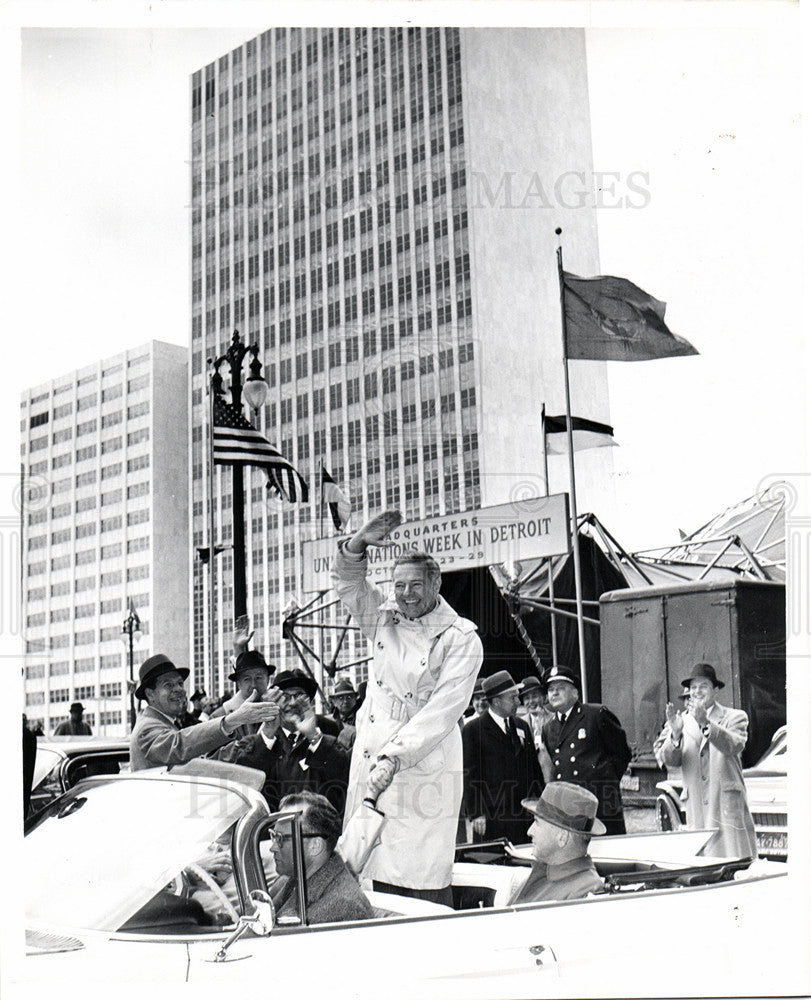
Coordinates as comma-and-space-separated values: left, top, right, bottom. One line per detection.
368, 683, 428, 723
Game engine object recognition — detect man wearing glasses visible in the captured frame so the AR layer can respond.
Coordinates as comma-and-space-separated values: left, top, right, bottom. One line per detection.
233, 670, 351, 814
269, 791, 374, 925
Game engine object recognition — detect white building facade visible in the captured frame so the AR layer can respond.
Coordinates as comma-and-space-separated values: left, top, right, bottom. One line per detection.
21, 341, 189, 736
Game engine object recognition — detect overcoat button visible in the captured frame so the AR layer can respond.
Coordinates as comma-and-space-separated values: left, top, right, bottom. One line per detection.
570, 743, 575, 749
554, 759, 560, 766
377, 642, 384, 649
556, 773, 562, 779
363, 750, 370, 758
570, 756, 576, 762
573, 770, 578, 776
370, 715, 375, 723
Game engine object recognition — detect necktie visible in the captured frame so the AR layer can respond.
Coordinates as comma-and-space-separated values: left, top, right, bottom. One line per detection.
507, 719, 521, 753
558, 713, 566, 725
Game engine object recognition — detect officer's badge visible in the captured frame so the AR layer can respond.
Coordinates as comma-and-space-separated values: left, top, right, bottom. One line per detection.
578, 728, 587, 740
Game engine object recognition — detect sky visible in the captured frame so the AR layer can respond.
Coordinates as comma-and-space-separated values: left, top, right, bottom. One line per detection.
3, 6, 804, 557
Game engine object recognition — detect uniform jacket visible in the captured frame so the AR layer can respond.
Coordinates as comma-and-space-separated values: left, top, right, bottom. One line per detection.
658, 702, 757, 859
511, 855, 603, 904
274, 852, 373, 925
130, 706, 232, 771
228, 727, 350, 815
462, 711, 544, 843
332, 546, 483, 890
541, 702, 632, 834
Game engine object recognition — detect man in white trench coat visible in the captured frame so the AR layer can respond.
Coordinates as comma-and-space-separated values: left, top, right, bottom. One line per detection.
332, 510, 483, 905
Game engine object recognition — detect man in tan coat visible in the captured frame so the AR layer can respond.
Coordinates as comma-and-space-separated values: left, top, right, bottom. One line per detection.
332, 510, 483, 906
657, 663, 757, 859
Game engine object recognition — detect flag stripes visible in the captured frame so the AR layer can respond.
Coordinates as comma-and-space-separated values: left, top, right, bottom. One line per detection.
213, 395, 308, 503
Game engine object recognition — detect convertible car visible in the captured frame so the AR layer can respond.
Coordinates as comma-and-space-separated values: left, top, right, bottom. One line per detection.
22, 763, 797, 998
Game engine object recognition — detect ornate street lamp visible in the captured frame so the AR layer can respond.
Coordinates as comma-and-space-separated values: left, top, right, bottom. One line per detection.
121, 602, 142, 730
209, 331, 269, 624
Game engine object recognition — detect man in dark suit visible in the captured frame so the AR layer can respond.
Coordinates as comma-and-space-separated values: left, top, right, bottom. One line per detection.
230, 669, 350, 815
462, 670, 544, 843
541, 664, 632, 835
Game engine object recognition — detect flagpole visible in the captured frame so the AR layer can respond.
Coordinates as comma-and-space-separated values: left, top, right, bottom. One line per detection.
540, 404, 559, 667
555, 230, 589, 700
206, 363, 218, 698
319, 462, 325, 540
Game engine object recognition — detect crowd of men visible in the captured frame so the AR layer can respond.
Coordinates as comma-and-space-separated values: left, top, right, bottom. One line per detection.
120, 508, 760, 923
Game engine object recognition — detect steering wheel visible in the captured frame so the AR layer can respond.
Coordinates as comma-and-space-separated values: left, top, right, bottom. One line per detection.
187, 862, 240, 924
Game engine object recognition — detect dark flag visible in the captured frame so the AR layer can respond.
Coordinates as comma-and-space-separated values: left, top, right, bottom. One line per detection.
563, 271, 698, 361
543, 414, 617, 455
321, 465, 351, 531
213, 395, 308, 503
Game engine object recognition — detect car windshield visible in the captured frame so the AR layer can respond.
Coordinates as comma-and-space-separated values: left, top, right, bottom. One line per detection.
26, 776, 251, 933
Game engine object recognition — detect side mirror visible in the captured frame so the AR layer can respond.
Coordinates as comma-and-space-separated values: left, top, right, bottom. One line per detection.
246, 889, 275, 936
211, 889, 276, 962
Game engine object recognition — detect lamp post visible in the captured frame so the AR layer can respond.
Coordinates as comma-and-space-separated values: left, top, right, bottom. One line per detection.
121, 603, 142, 730
210, 330, 269, 624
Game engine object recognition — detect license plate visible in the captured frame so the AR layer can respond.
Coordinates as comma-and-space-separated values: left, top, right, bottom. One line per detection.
758, 832, 788, 854
620, 774, 640, 792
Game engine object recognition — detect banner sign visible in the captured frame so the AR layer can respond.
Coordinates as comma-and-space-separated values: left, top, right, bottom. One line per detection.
301, 494, 570, 592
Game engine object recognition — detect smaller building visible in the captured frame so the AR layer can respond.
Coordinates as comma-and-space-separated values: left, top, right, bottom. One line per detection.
21, 341, 189, 736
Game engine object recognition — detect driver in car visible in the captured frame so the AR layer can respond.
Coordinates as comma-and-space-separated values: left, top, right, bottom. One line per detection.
269, 790, 374, 925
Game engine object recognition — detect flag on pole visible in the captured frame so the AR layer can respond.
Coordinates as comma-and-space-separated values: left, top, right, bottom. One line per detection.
321, 465, 351, 532
563, 271, 698, 361
543, 414, 617, 455
213, 395, 309, 503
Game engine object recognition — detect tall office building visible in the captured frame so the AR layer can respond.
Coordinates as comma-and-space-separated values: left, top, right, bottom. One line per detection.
21, 341, 188, 736
189, 27, 613, 695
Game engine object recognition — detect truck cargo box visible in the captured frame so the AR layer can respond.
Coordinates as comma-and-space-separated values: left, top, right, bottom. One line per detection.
600, 579, 785, 768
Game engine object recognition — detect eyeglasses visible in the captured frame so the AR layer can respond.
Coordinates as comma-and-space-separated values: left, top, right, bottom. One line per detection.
268, 829, 323, 847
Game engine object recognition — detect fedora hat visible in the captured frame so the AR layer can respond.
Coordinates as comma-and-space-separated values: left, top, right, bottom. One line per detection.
228, 649, 274, 683
481, 670, 520, 699
69, 702, 84, 714
523, 782, 606, 836
332, 677, 357, 697
274, 669, 318, 701
544, 664, 579, 689
519, 675, 543, 699
680, 662, 725, 690
135, 654, 188, 700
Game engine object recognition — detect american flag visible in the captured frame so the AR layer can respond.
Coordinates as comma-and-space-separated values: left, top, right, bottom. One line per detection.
213, 395, 309, 503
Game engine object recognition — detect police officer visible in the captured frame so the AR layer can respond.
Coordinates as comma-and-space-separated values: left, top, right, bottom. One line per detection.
541, 665, 632, 835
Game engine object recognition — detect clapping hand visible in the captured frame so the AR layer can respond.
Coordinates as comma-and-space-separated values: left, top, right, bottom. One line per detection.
227, 690, 279, 731
690, 695, 709, 729
665, 702, 684, 738
258, 688, 284, 738
293, 705, 319, 741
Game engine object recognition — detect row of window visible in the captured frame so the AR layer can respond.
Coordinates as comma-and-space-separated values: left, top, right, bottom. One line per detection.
27, 511, 150, 551
26, 620, 150, 650
27, 427, 150, 458
25, 653, 130, 679
27, 454, 151, 482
